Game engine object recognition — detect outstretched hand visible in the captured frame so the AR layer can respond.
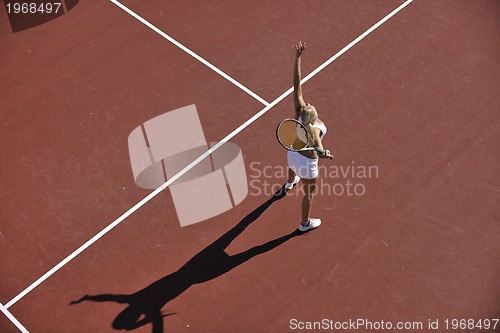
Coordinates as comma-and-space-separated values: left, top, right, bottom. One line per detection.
69, 295, 89, 305
295, 41, 306, 57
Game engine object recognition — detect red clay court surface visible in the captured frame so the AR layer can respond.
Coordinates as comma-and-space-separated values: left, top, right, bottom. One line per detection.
1, 1, 499, 332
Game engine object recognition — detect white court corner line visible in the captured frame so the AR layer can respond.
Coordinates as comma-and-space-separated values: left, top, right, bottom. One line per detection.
0, 303, 29, 333
109, 0, 270, 107
3, 0, 414, 331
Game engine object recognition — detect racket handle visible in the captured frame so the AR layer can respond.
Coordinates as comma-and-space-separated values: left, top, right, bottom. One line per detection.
322, 153, 334, 159
316, 148, 333, 160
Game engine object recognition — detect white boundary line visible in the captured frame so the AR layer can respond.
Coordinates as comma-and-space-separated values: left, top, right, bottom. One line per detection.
0, 303, 29, 333
109, 0, 270, 107
300, 0, 413, 84
3, 0, 413, 330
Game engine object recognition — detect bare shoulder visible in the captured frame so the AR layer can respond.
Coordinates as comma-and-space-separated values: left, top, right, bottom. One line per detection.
315, 118, 325, 126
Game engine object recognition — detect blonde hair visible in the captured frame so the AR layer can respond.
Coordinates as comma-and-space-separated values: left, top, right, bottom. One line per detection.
300, 104, 318, 125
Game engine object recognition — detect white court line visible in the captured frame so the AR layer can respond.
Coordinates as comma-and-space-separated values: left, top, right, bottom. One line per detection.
300, 0, 414, 85
3, 0, 414, 329
109, 0, 270, 107
0, 303, 29, 333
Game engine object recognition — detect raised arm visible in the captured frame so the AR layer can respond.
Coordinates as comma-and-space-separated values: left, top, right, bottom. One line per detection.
294, 41, 307, 119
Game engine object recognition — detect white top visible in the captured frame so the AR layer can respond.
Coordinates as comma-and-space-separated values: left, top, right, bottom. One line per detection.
298, 117, 327, 140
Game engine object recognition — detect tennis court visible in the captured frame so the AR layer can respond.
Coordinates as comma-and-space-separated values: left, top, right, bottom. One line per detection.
1, 1, 499, 332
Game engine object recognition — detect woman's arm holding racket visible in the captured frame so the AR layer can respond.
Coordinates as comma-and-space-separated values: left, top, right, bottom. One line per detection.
294, 41, 307, 119
309, 125, 333, 159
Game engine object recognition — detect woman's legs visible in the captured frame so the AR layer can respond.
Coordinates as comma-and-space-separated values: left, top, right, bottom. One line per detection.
287, 152, 321, 230
285, 168, 300, 190
301, 177, 317, 226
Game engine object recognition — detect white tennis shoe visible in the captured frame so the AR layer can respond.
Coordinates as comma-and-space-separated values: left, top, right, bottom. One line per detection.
299, 218, 321, 232
285, 175, 300, 190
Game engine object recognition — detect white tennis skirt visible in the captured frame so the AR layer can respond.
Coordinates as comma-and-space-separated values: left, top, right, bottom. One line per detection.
287, 151, 319, 179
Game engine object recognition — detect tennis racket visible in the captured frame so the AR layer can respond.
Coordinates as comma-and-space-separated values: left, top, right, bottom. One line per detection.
276, 118, 333, 159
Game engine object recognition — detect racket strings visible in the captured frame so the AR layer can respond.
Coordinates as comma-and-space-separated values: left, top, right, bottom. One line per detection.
277, 120, 310, 150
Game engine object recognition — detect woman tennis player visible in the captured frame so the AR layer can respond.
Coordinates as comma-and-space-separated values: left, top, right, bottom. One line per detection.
285, 41, 332, 232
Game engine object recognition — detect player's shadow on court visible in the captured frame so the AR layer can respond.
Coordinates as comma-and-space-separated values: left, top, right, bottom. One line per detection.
70, 185, 302, 333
